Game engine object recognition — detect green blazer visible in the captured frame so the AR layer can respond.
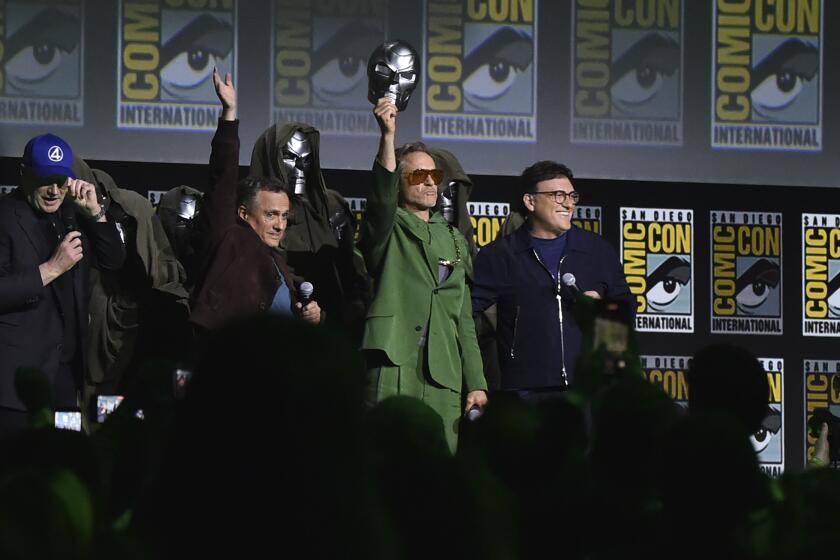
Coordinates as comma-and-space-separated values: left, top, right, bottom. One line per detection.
360, 161, 486, 394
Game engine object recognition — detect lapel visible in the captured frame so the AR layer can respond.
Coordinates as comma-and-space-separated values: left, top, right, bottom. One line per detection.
397, 208, 438, 280
13, 194, 55, 262
14, 196, 75, 314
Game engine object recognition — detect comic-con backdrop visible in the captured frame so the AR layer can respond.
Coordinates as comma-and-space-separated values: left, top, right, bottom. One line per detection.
2, 0, 840, 473
0, 0, 837, 187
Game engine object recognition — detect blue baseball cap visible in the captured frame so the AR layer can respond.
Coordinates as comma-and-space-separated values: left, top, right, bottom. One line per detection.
22, 134, 75, 179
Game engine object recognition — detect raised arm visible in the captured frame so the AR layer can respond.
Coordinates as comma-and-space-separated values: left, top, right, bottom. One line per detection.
359, 98, 399, 275
200, 68, 240, 245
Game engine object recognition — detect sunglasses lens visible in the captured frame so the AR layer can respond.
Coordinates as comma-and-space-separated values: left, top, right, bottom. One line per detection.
430, 169, 444, 184
408, 170, 426, 185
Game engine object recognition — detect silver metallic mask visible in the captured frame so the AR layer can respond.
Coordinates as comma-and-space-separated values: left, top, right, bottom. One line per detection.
367, 40, 420, 112
439, 181, 457, 225
281, 131, 313, 195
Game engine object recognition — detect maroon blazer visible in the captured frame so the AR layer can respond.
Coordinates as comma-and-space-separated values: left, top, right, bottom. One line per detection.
190, 119, 299, 332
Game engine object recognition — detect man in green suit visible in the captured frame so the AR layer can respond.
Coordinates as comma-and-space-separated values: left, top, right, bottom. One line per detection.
360, 97, 488, 452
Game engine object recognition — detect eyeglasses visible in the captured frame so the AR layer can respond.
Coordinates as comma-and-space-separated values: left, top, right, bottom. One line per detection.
403, 168, 443, 186
528, 190, 580, 204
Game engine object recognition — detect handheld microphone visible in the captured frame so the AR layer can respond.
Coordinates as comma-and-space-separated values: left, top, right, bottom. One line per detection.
62, 205, 78, 234
299, 281, 314, 306
467, 406, 483, 421
561, 272, 580, 295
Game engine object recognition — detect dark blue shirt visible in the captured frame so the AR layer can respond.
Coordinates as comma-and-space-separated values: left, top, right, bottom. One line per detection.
531, 234, 568, 281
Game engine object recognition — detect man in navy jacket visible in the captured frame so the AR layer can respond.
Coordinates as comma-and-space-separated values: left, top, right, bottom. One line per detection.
471, 161, 632, 397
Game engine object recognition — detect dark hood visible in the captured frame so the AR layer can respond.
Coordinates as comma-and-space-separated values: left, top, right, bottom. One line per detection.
248, 122, 330, 218
249, 122, 338, 252
429, 147, 476, 254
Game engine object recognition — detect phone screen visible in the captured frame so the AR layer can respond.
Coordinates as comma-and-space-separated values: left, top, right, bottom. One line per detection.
96, 395, 125, 423
54, 411, 82, 432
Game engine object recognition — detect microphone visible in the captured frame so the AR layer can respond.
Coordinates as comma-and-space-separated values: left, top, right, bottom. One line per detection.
62, 205, 78, 234
467, 406, 483, 421
299, 281, 314, 306
561, 272, 580, 295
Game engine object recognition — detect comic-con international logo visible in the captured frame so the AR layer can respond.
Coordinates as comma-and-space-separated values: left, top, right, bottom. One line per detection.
804, 359, 840, 467
570, 0, 682, 145
712, 0, 822, 151
641, 354, 689, 411
271, 0, 385, 136
621, 207, 693, 332
118, 0, 237, 130
710, 211, 782, 335
756, 357, 784, 476
469, 201, 508, 249
423, 0, 537, 142
802, 213, 840, 336
0, 0, 84, 126
573, 205, 602, 234
346, 197, 366, 243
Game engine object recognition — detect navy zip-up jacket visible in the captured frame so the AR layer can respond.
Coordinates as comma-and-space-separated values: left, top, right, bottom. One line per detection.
471, 225, 633, 390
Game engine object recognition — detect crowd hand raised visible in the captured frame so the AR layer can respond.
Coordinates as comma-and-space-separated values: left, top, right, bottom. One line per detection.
40, 231, 83, 285
296, 301, 321, 325
213, 66, 237, 120
66, 179, 102, 219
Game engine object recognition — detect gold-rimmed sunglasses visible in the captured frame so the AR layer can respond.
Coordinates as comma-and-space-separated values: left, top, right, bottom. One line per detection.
403, 168, 444, 185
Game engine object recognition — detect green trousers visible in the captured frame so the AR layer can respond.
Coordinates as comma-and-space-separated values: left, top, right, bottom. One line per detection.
365, 348, 462, 453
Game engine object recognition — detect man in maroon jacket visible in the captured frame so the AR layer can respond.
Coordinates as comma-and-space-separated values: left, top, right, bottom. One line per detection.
190, 69, 320, 333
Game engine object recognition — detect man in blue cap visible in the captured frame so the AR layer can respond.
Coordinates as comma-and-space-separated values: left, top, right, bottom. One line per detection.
0, 133, 125, 435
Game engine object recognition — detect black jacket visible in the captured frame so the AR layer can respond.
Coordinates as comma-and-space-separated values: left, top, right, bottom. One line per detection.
471, 225, 633, 390
0, 191, 125, 410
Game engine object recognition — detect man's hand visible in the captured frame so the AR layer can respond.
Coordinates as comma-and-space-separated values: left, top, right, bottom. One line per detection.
464, 390, 488, 416
583, 290, 602, 300
213, 67, 237, 121
67, 179, 104, 221
374, 97, 397, 172
374, 97, 397, 136
40, 231, 83, 286
296, 301, 321, 325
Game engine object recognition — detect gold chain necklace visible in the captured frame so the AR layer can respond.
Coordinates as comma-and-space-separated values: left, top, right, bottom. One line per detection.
439, 224, 462, 268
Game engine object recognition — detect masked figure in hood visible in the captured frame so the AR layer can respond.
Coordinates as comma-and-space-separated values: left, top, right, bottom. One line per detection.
72, 157, 191, 403
157, 185, 204, 288
429, 147, 477, 256
250, 122, 371, 339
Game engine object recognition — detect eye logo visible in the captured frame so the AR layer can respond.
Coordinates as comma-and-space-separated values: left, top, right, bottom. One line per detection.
735, 259, 780, 314
118, 1, 237, 131
424, 0, 538, 143
755, 361, 784, 476
48, 146, 64, 162
802, 214, 840, 336
571, 1, 683, 146
751, 407, 782, 454
646, 256, 690, 312
271, 1, 385, 137
159, 14, 233, 102
462, 26, 533, 113
751, 39, 818, 121
711, 212, 783, 335
0, 2, 84, 126
621, 207, 693, 333
713, 0, 822, 151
